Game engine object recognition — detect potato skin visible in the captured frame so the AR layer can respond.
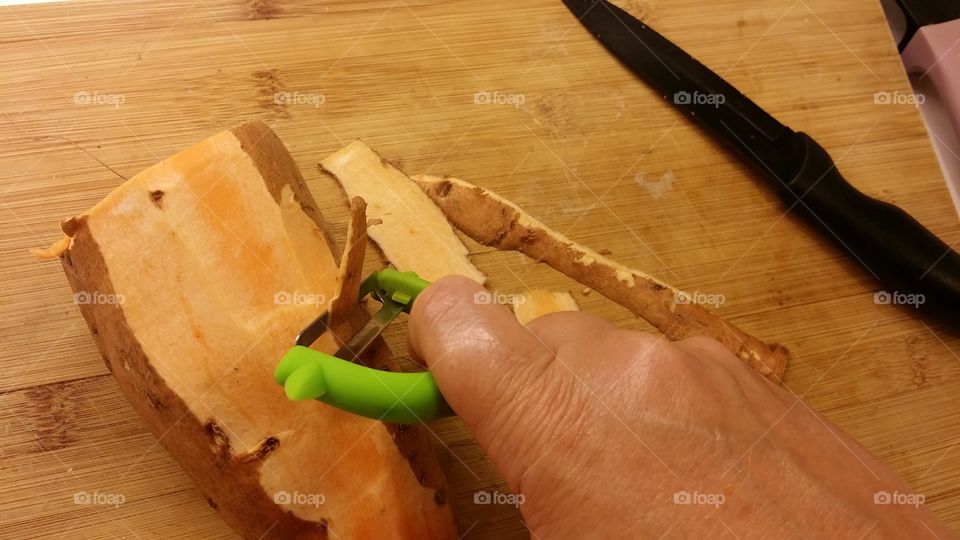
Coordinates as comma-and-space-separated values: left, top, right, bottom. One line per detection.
415, 174, 789, 383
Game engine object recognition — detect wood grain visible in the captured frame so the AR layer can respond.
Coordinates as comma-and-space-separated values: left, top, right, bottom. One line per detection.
2, 0, 959, 538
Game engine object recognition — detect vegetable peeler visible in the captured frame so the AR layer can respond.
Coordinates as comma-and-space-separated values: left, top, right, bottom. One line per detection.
274, 268, 453, 424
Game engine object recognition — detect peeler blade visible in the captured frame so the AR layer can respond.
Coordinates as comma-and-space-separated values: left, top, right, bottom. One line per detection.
293, 296, 406, 359
294, 310, 331, 347
334, 298, 405, 361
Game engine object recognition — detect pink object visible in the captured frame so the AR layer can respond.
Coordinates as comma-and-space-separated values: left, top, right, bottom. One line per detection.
901, 19, 960, 154
901, 18, 960, 213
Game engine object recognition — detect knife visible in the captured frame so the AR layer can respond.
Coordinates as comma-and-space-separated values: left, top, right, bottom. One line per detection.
562, 0, 960, 322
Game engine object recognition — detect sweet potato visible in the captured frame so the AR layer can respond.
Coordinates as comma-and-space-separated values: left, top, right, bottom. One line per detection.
48, 123, 456, 538
514, 290, 580, 325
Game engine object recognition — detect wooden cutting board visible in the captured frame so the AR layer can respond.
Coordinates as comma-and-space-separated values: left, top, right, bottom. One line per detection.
2, 0, 959, 537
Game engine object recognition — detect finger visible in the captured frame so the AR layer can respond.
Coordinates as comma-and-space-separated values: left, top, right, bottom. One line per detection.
408, 276, 554, 434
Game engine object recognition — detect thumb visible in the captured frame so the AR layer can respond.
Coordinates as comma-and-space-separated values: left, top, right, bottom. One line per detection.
408, 275, 557, 481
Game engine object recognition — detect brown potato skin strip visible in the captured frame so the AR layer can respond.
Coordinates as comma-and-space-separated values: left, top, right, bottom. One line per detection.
415, 174, 789, 383
328, 197, 370, 345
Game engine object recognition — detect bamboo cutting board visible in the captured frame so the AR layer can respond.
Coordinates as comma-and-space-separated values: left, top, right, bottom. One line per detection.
2, 0, 960, 537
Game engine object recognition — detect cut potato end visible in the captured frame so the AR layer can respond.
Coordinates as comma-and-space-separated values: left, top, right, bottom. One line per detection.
514, 290, 580, 325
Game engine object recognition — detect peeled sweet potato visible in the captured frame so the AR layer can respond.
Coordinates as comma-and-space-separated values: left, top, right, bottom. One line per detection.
47, 122, 456, 539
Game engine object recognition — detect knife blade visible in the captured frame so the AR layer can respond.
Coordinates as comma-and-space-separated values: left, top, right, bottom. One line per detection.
562, 0, 960, 322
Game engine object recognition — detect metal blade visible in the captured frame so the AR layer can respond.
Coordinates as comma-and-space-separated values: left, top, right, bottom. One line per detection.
333, 298, 405, 361
562, 0, 800, 181
295, 311, 331, 347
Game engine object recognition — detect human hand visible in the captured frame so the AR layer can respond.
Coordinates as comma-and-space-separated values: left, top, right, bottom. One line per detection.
408, 276, 953, 539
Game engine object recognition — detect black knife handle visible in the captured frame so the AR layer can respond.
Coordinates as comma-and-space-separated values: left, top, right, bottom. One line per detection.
778, 132, 960, 321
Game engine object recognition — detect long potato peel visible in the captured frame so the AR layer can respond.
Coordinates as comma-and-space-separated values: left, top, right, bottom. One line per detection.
414, 174, 789, 383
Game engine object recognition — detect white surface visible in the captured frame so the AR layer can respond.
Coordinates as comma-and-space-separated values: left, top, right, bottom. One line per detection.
880, 0, 960, 214
912, 75, 960, 217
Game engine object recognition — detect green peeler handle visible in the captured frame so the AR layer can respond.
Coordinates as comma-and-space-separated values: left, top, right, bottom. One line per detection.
275, 269, 453, 424
274, 346, 452, 424
360, 268, 430, 311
